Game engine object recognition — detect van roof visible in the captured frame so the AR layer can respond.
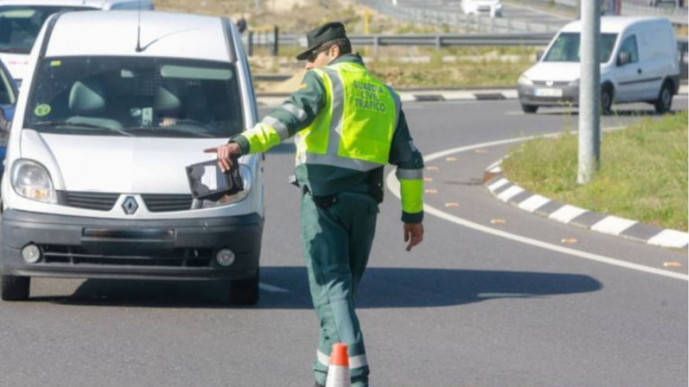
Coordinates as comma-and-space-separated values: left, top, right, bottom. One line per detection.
561, 16, 671, 34
44, 11, 234, 62
0, 0, 140, 8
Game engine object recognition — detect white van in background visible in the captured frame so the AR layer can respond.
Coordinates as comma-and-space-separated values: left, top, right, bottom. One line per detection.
0, 11, 264, 304
0, 0, 154, 85
518, 17, 680, 114
461, 0, 503, 18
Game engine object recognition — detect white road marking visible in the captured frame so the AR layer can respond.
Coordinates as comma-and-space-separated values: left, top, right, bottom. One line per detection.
518, 194, 550, 212
386, 133, 688, 281
259, 282, 289, 293
487, 178, 509, 192
549, 204, 587, 224
497, 185, 524, 202
591, 216, 637, 236
648, 230, 689, 249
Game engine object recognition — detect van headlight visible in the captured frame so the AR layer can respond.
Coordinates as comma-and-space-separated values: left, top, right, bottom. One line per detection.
202, 165, 253, 208
518, 74, 533, 86
568, 79, 579, 87
11, 160, 57, 204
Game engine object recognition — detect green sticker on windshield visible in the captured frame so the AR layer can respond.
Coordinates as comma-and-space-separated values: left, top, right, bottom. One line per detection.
34, 104, 51, 117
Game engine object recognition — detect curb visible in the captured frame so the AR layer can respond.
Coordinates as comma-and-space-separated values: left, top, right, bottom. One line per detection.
482, 161, 689, 250
256, 89, 518, 106
257, 84, 688, 106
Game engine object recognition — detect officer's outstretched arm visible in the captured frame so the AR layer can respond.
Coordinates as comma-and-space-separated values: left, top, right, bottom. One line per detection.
389, 110, 425, 251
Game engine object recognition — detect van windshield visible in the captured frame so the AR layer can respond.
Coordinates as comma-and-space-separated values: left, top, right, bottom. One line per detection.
0, 6, 93, 54
25, 56, 245, 138
544, 32, 618, 63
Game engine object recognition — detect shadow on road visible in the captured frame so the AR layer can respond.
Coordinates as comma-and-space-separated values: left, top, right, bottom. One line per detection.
30, 266, 601, 309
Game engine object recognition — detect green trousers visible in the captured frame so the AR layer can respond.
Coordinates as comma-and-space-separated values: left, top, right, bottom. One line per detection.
300, 191, 379, 387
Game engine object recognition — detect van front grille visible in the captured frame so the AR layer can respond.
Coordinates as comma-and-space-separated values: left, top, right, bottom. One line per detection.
40, 245, 213, 267
58, 191, 120, 211
141, 194, 193, 212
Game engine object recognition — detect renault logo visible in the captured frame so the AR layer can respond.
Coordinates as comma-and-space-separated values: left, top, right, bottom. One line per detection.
122, 196, 139, 215
546, 80, 554, 86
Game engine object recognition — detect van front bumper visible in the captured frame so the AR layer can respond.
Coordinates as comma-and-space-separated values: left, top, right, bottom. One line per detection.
1, 210, 263, 280
518, 84, 579, 106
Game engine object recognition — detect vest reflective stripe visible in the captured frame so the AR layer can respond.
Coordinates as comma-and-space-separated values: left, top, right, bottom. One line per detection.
295, 62, 399, 171
317, 349, 369, 369
280, 102, 306, 121
396, 167, 423, 180
243, 120, 282, 153
262, 115, 290, 140
400, 179, 424, 214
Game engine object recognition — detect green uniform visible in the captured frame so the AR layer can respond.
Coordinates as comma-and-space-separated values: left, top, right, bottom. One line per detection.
232, 54, 424, 387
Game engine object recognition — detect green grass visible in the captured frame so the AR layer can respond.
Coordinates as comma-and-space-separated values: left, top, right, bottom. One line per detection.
501, 111, 688, 231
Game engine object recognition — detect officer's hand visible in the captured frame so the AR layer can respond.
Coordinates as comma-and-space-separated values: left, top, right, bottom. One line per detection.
203, 143, 241, 172
403, 222, 424, 251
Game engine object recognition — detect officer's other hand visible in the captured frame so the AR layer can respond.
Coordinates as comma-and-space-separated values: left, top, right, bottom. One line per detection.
203, 143, 241, 172
403, 223, 424, 251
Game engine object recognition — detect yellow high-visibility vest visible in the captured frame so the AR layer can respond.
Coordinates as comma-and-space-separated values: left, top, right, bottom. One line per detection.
294, 61, 399, 171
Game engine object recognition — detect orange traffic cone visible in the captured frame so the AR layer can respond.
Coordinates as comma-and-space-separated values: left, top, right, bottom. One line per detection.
325, 343, 350, 387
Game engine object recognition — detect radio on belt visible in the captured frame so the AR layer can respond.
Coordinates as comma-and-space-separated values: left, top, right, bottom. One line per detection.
186, 158, 243, 201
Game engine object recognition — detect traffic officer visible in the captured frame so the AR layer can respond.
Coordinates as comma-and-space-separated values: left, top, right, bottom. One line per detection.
205, 21, 425, 387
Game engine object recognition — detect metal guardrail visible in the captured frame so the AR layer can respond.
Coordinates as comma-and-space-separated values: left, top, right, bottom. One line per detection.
263, 33, 555, 47
517, 0, 688, 25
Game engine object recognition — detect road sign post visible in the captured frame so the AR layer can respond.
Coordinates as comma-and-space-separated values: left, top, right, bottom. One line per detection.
577, 0, 601, 184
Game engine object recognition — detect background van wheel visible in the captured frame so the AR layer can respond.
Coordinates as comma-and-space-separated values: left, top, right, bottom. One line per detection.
601, 85, 613, 115
1, 275, 30, 301
228, 271, 259, 305
654, 81, 673, 114
521, 104, 538, 113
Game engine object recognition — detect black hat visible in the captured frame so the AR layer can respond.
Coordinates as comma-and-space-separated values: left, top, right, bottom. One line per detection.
296, 22, 348, 60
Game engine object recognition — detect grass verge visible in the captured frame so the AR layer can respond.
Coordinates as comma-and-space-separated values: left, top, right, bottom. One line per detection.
501, 111, 688, 231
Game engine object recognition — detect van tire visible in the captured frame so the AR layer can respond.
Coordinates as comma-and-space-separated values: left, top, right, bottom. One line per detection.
228, 271, 259, 305
521, 104, 538, 113
1, 275, 30, 301
654, 81, 673, 114
601, 85, 613, 115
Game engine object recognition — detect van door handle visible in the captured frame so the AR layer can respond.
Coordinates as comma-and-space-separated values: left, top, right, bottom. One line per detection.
637, 68, 642, 74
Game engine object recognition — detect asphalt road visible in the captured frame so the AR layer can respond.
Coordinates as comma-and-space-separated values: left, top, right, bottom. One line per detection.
0, 97, 686, 386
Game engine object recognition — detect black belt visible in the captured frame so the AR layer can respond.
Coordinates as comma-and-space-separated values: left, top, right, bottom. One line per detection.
301, 185, 338, 209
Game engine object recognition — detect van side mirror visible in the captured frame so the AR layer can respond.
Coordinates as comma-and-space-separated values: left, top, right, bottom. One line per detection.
536, 50, 544, 62
617, 51, 631, 66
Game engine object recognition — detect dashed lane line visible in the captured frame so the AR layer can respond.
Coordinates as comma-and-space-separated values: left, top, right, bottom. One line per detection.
385, 134, 688, 281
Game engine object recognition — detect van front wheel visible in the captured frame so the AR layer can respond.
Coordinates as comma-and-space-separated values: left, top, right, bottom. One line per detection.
601, 86, 613, 115
654, 82, 673, 114
1, 275, 30, 301
521, 104, 538, 113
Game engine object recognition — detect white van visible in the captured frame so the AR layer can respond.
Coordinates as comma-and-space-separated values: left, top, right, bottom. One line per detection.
0, 11, 264, 304
518, 17, 680, 114
0, 0, 154, 85
461, 0, 503, 18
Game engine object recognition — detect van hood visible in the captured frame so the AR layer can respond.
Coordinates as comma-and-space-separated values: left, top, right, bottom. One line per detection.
0, 53, 29, 81
523, 62, 582, 83
19, 130, 225, 194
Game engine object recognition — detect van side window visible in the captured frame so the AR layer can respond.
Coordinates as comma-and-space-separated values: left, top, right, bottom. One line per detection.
619, 35, 639, 64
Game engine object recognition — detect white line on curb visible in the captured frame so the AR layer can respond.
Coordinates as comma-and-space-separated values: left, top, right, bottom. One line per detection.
386, 134, 688, 282
518, 194, 550, 213
549, 205, 587, 224
497, 186, 524, 202
591, 216, 637, 236
648, 230, 689, 249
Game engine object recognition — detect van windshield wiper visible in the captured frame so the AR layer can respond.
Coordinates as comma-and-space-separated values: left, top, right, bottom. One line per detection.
32, 121, 133, 136
126, 121, 216, 138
